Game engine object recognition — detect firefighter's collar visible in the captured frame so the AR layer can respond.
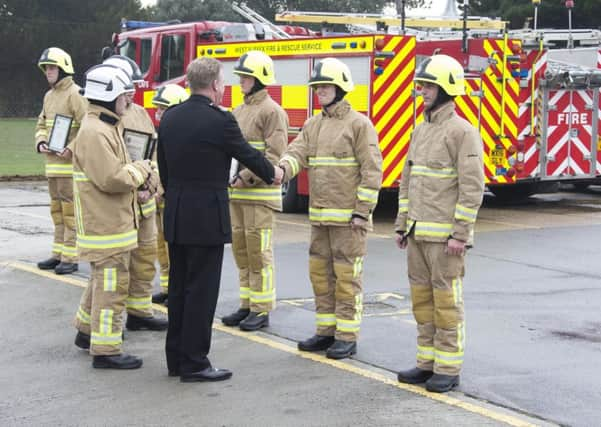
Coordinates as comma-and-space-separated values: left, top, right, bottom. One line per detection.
89, 104, 120, 126
53, 76, 73, 91
322, 99, 351, 119
425, 101, 455, 124
244, 88, 268, 105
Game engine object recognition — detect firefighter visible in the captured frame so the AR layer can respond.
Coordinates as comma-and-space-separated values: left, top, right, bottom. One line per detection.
72, 64, 160, 369
394, 54, 484, 392
35, 47, 87, 275
277, 58, 382, 359
221, 51, 288, 331
150, 84, 190, 306
102, 55, 168, 331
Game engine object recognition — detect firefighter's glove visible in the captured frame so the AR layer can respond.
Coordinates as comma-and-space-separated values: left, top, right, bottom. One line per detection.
144, 168, 160, 195
131, 160, 153, 188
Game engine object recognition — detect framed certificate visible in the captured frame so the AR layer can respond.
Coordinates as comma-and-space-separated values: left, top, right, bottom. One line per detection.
48, 114, 72, 153
123, 129, 155, 161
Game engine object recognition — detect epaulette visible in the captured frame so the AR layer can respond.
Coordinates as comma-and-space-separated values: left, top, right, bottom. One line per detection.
99, 113, 119, 126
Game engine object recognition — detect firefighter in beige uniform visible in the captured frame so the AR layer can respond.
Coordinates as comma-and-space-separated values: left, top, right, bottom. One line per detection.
35, 47, 87, 275
150, 84, 190, 306
102, 55, 168, 331
221, 51, 288, 331
278, 58, 382, 359
395, 55, 484, 393
72, 64, 159, 369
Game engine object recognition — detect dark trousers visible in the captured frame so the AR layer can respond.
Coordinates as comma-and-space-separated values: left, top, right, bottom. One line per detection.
165, 243, 224, 374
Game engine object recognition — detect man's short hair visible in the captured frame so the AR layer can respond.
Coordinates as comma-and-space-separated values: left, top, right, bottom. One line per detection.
187, 57, 222, 91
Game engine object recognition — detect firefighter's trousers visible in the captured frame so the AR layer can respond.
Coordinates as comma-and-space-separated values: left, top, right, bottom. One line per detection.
407, 237, 465, 376
48, 177, 77, 263
128, 203, 157, 318
73, 252, 131, 356
309, 225, 367, 342
230, 203, 275, 312
156, 203, 169, 293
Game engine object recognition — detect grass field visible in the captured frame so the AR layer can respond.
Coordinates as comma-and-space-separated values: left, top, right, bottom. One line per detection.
0, 118, 44, 178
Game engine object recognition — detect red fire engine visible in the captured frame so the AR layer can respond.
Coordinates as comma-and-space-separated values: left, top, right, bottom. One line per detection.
106, 3, 601, 210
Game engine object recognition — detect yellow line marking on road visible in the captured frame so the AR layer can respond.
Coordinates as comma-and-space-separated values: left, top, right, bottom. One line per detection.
3, 260, 539, 427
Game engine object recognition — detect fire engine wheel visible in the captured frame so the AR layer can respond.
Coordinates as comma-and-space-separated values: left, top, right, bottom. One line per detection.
281, 177, 308, 213
489, 183, 536, 201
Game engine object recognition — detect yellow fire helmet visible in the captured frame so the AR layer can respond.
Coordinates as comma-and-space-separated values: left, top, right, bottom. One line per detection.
414, 54, 465, 96
151, 84, 189, 108
233, 50, 276, 85
308, 57, 354, 93
38, 47, 74, 74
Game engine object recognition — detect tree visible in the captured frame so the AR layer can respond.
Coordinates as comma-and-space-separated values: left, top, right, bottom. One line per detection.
469, 0, 601, 29
0, 0, 152, 117
152, 0, 426, 23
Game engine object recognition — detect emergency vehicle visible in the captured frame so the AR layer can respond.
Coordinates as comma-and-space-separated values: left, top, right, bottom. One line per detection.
105, 2, 601, 210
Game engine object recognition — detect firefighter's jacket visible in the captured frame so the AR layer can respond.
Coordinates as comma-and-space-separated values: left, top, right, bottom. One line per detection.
394, 101, 484, 245
280, 99, 382, 226
121, 103, 158, 219
73, 105, 148, 262
34, 76, 88, 177
230, 89, 288, 211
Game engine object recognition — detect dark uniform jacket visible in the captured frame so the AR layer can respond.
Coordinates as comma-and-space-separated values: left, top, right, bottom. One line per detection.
157, 94, 275, 246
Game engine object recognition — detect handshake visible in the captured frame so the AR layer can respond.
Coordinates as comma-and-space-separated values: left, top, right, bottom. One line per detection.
230, 164, 285, 188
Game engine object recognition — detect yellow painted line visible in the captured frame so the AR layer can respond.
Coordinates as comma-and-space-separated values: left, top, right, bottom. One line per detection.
2, 260, 539, 427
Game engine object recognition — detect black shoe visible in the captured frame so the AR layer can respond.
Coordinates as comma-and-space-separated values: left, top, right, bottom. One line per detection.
55, 262, 78, 275
152, 292, 168, 304
425, 374, 460, 393
37, 257, 60, 270
168, 370, 180, 377
180, 367, 232, 383
298, 335, 335, 352
326, 340, 357, 359
397, 367, 434, 384
74, 331, 90, 350
126, 314, 168, 331
239, 311, 269, 331
92, 354, 143, 369
222, 308, 250, 327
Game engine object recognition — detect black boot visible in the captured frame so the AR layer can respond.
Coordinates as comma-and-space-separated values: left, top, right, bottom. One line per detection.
55, 262, 78, 275
298, 334, 335, 352
326, 340, 357, 359
152, 292, 168, 305
239, 311, 269, 331
425, 373, 460, 393
93, 354, 143, 369
397, 367, 434, 384
74, 331, 90, 350
222, 308, 250, 327
37, 257, 60, 270
126, 314, 168, 331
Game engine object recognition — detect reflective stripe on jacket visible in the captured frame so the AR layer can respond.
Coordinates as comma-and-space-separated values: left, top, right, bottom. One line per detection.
35, 76, 88, 177
395, 101, 484, 244
280, 99, 382, 227
231, 89, 288, 211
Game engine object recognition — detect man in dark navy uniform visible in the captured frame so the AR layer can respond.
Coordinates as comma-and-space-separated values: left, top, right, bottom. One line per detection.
157, 57, 283, 383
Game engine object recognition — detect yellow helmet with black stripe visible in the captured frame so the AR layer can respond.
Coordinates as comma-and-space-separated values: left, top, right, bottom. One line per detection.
38, 47, 74, 74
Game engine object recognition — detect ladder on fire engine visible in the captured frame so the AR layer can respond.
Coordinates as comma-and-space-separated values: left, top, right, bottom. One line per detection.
274, 10, 507, 31
232, 2, 291, 39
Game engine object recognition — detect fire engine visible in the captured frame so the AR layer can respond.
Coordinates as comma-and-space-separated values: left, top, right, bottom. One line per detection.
105, 1, 601, 210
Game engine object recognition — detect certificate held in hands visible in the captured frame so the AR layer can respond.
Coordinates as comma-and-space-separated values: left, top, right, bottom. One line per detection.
48, 114, 73, 153
123, 129, 156, 161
